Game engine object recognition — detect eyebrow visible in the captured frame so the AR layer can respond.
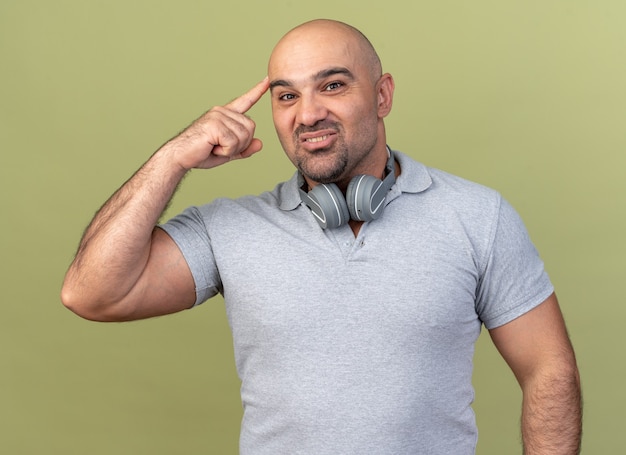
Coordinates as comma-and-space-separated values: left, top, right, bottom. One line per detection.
269, 67, 355, 91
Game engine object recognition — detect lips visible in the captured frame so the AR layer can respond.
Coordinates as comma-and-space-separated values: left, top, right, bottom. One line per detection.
298, 129, 337, 150
305, 135, 329, 143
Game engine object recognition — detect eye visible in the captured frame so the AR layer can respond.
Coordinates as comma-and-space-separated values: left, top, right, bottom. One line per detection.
324, 81, 344, 91
278, 93, 296, 101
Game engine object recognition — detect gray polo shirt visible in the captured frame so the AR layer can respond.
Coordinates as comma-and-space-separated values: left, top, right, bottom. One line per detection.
160, 150, 553, 454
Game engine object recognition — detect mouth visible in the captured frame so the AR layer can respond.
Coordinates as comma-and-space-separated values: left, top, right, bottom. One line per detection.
298, 130, 337, 150
305, 135, 329, 143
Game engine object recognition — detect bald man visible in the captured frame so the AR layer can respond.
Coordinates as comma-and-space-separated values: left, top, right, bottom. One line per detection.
62, 19, 581, 454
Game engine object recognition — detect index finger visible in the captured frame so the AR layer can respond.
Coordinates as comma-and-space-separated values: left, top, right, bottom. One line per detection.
225, 76, 270, 114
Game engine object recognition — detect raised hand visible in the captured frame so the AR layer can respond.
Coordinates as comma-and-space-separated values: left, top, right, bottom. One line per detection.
169, 77, 270, 171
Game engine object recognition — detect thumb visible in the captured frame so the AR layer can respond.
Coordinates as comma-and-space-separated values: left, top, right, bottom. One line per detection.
237, 138, 264, 159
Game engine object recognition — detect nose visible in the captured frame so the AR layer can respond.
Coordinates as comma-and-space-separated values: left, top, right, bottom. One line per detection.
296, 92, 328, 127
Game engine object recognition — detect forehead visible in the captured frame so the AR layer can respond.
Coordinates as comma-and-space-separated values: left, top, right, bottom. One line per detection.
268, 27, 364, 84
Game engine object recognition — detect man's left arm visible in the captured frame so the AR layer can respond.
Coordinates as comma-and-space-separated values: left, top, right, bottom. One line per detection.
489, 293, 582, 454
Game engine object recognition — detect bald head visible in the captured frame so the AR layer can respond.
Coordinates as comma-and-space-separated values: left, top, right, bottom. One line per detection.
269, 19, 382, 83
267, 19, 395, 187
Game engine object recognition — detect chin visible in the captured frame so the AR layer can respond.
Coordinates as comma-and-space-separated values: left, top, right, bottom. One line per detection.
299, 157, 348, 184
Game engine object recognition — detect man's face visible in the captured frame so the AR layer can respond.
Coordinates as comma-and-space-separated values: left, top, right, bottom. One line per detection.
268, 27, 386, 187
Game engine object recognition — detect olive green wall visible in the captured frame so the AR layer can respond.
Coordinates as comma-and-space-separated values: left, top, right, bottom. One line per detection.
2, 1, 624, 453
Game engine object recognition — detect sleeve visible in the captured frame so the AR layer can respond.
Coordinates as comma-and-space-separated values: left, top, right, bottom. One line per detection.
159, 204, 222, 306
475, 196, 554, 329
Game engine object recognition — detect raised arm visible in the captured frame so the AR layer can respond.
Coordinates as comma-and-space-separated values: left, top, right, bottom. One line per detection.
61, 77, 270, 322
489, 293, 582, 454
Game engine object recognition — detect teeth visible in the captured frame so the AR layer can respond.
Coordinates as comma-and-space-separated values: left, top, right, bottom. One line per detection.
306, 135, 328, 143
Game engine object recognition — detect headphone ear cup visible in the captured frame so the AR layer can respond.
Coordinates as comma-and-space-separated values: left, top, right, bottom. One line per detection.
346, 175, 386, 222
306, 183, 350, 229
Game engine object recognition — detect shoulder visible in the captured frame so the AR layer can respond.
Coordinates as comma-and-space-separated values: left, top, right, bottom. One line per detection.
429, 167, 499, 198
394, 150, 502, 218
217, 176, 297, 214
178, 175, 298, 227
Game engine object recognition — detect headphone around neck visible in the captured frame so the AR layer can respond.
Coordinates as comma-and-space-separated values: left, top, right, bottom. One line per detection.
299, 149, 397, 229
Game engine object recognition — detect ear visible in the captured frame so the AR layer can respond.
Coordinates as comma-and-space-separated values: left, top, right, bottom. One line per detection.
376, 73, 395, 118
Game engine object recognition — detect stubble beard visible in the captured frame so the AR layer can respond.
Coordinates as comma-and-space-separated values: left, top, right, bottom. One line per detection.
294, 142, 350, 185
289, 118, 379, 186
285, 120, 345, 184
